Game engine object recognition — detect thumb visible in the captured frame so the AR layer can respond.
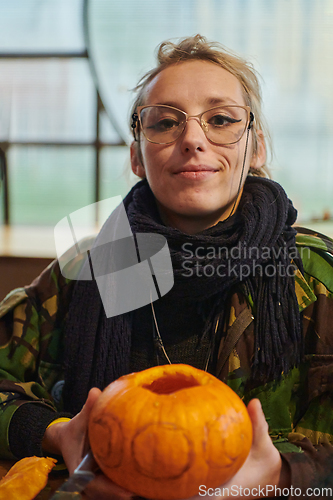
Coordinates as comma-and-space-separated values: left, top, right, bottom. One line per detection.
82, 387, 102, 416
78, 387, 102, 426
246, 398, 269, 445
74, 388, 102, 459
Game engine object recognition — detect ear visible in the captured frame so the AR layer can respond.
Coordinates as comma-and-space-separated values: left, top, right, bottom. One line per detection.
249, 130, 266, 170
130, 141, 146, 178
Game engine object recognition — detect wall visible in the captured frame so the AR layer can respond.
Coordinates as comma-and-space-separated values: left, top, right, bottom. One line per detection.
0, 256, 53, 301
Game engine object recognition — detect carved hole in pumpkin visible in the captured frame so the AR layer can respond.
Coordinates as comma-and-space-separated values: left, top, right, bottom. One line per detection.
142, 373, 201, 394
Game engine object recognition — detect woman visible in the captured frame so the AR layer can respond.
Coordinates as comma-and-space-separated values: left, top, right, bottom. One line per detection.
0, 35, 333, 499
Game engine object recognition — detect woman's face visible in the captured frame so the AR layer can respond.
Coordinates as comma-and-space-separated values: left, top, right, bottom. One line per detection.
131, 60, 265, 234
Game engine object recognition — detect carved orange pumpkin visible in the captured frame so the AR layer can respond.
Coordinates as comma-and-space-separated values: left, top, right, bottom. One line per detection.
89, 364, 252, 500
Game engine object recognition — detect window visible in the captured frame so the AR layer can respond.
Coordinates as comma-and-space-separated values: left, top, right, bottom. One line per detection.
1, 0, 333, 232
0, 0, 133, 227
88, 0, 333, 225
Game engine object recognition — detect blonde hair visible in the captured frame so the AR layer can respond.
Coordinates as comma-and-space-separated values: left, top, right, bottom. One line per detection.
130, 34, 270, 176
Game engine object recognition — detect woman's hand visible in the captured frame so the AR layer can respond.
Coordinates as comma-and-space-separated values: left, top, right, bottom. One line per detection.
220, 398, 290, 498
193, 398, 290, 499
42, 388, 134, 500
43, 394, 288, 499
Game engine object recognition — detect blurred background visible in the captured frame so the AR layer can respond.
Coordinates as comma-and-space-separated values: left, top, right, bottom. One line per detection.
0, 0, 333, 295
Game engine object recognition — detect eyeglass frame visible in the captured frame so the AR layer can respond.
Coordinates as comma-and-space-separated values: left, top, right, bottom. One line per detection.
131, 104, 254, 146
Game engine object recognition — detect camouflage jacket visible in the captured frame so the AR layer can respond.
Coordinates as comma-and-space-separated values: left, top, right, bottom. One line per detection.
0, 228, 333, 496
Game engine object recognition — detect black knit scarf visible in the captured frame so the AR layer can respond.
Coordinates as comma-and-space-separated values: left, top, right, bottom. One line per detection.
62, 176, 302, 415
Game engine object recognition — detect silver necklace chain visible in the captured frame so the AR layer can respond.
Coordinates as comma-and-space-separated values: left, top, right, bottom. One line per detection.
151, 300, 220, 372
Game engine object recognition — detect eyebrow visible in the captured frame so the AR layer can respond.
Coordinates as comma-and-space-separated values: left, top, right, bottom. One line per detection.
207, 97, 240, 106
154, 97, 242, 109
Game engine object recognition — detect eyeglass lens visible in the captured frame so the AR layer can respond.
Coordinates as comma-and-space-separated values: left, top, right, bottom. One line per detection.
139, 106, 248, 145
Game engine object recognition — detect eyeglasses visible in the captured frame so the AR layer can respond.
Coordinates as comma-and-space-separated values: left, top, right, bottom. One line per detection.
131, 104, 254, 146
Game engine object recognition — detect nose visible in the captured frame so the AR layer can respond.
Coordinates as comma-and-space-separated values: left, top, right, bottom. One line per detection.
180, 116, 208, 153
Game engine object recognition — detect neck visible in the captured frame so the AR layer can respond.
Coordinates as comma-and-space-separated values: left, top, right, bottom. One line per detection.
156, 190, 243, 235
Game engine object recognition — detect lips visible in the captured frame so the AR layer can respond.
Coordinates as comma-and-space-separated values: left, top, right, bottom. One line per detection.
174, 164, 218, 174
173, 164, 219, 180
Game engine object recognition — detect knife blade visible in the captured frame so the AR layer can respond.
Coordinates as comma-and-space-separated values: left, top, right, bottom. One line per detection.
49, 451, 98, 499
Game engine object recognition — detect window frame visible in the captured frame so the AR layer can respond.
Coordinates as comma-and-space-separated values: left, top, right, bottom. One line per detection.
0, 0, 127, 226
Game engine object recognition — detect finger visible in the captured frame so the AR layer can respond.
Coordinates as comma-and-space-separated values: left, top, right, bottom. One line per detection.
82, 388, 102, 417
76, 388, 102, 430
246, 398, 269, 443
69, 388, 102, 463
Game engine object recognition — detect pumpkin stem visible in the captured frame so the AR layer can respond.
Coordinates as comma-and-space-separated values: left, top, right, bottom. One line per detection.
142, 373, 201, 394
